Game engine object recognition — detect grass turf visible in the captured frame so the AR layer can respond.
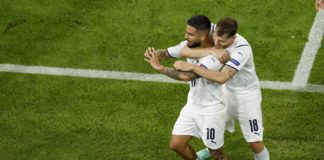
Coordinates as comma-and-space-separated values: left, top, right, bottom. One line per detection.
0, 73, 323, 159
0, 0, 323, 159
0, 0, 317, 81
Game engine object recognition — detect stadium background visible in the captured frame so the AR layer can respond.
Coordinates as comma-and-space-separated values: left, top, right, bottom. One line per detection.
0, 0, 323, 159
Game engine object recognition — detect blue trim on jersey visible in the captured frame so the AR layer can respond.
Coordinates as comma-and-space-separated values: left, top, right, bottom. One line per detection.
235, 44, 249, 48
199, 64, 208, 69
166, 49, 176, 58
225, 64, 238, 71
230, 58, 240, 66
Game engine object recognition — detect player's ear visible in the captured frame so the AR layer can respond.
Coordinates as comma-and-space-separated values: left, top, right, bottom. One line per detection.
200, 35, 205, 41
200, 32, 208, 41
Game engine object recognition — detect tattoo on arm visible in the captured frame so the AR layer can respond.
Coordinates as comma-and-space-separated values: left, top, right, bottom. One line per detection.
155, 49, 169, 60
185, 71, 199, 80
161, 67, 199, 81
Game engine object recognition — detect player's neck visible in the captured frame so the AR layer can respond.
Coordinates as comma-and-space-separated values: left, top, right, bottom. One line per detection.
199, 39, 213, 48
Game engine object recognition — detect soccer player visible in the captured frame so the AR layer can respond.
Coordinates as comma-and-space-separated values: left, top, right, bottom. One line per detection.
316, 0, 324, 10
144, 15, 228, 160
173, 17, 270, 160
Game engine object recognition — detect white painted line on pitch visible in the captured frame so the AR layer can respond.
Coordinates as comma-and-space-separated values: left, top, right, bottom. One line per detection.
260, 81, 324, 93
292, 10, 324, 87
0, 64, 181, 83
1, 64, 324, 93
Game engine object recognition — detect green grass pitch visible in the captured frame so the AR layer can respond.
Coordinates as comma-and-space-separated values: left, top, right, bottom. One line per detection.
0, 0, 323, 159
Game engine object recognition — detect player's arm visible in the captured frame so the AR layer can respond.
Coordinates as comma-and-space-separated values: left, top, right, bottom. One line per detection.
155, 49, 170, 60
144, 41, 187, 61
174, 61, 236, 84
175, 45, 251, 84
144, 47, 171, 60
180, 46, 230, 64
160, 67, 199, 82
144, 48, 199, 82
192, 65, 237, 84
180, 46, 211, 58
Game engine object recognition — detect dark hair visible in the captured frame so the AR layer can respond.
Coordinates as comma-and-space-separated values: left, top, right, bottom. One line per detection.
216, 17, 238, 37
187, 15, 211, 32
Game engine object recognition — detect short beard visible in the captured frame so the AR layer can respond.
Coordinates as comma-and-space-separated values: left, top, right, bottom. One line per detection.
187, 41, 201, 48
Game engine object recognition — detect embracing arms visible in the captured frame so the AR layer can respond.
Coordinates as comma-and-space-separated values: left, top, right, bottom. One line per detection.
173, 61, 237, 84
180, 45, 230, 64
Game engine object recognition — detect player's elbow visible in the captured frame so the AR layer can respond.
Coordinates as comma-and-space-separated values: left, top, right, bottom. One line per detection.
179, 75, 191, 82
217, 79, 227, 85
179, 73, 195, 82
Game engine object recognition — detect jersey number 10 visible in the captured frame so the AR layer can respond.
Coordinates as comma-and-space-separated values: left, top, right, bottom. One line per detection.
206, 128, 215, 140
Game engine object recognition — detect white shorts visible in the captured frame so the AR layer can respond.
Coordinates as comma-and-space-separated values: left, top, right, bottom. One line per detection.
172, 103, 227, 149
226, 90, 264, 142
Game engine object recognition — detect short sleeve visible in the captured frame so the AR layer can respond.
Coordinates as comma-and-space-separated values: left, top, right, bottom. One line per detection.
166, 41, 187, 58
225, 45, 252, 71
198, 55, 223, 71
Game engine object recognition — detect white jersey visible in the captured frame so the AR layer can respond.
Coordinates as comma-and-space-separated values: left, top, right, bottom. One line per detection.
167, 41, 225, 106
211, 25, 264, 143
211, 24, 260, 93
225, 34, 260, 93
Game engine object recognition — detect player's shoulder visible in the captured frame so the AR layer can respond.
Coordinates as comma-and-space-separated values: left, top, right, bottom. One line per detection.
179, 40, 188, 47
233, 34, 250, 48
199, 55, 222, 70
168, 40, 187, 49
199, 55, 218, 62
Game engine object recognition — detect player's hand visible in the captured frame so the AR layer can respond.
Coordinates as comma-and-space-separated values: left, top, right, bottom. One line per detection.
144, 47, 154, 59
144, 47, 164, 71
173, 61, 194, 71
210, 48, 230, 64
316, 0, 324, 10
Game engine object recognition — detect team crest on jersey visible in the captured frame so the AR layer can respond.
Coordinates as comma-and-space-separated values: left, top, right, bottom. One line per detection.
230, 58, 240, 66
